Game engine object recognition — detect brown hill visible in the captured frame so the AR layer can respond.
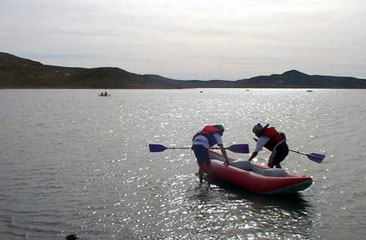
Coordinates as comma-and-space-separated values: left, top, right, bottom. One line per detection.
1, 52, 365, 89
0, 52, 184, 89
237, 70, 366, 88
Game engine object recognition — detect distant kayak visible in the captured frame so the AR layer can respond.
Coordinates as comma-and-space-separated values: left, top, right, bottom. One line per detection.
207, 150, 313, 194
98, 95, 111, 97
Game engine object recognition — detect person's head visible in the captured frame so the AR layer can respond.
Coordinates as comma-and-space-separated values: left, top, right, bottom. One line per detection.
214, 125, 225, 136
252, 123, 263, 136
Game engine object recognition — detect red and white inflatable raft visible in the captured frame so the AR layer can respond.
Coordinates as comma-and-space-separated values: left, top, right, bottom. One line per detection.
207, 150, 313, 194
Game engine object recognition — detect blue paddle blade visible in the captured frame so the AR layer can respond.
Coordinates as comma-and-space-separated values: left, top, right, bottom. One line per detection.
149, 144, 167, 152
227, 144, 249, 153
307, 153, 325, 163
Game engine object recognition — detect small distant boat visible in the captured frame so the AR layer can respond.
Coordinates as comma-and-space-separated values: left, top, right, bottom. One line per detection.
307, 90, 313, 92
99, 92, 111, 97
206, 150, 313, 194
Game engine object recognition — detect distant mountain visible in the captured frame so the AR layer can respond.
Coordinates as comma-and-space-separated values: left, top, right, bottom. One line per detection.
1, 52, 365, 89
236, 70, 366, 88
0, 52, 182, 89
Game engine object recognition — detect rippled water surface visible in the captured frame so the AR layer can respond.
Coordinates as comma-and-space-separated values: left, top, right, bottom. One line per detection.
0, 89, 365, 239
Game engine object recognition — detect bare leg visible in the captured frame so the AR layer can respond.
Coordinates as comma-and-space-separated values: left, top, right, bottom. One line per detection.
268, 152, 274, 168
198, 162, 204, 183
206, 163, 212, 184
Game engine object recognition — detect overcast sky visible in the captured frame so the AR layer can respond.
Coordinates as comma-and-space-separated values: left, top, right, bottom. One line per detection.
1, 0, 365, 80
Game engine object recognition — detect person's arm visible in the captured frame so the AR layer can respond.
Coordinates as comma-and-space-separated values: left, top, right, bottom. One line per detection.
218, 143, 229, 165
213, 134, 229, 165
248, 136, 268, 161
248, 151, 258, 162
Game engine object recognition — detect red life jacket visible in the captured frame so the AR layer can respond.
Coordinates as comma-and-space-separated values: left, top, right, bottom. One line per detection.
261, 127, 285, 151
199, 125, 223, 146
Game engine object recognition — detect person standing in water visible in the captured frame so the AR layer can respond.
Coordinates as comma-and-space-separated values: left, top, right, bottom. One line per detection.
192, 125, 229, 183
248, 123, 288, 168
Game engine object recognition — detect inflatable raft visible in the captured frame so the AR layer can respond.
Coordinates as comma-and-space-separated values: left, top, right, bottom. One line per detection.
207, 150, 313, 194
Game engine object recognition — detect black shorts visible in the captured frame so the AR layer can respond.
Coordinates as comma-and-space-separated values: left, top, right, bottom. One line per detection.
192, 145, 210, 166
269, 141, 289, 166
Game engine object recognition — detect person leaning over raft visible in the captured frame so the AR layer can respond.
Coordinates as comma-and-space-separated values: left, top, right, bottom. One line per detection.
247, 123, 289, 168
192, 125, 229, 183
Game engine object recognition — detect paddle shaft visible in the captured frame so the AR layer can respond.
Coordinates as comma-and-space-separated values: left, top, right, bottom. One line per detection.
253, 138, 324, 162
163, 146, 233, 150
254, 138, 309, 156
149, 143, 249, 153
289, 149, 308, 156
164, 147, 190, 150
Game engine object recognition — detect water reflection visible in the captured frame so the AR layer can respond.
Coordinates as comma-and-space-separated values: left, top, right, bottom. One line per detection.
218, 181, 310, 212
179, 179, 314, 240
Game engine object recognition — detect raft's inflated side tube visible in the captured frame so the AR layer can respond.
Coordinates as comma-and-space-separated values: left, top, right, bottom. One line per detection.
208, 150, 313, 194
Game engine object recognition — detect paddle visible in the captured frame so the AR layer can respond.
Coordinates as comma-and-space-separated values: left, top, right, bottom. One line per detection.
149, 144, 249, 154
253, 138, 325, 163
289, 150, 325, 163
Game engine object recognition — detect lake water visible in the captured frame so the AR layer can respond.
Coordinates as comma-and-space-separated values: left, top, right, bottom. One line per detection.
0, 89, 365, 240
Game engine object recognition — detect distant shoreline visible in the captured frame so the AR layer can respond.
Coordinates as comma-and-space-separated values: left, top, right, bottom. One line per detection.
1, 52, 366, 89
2, 86, 365, 90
